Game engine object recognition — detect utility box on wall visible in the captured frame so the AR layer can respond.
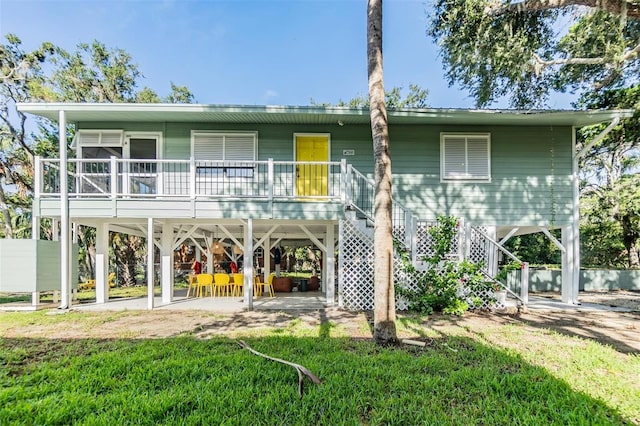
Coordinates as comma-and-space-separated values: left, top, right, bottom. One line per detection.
0, 240, 78, 293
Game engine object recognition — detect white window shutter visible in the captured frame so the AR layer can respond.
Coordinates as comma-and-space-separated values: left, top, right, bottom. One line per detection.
466, 137, 489, 178
224, 134, 255, 161
100, 131, 124, 146
75, 130, 123, 146
78, 131, 101, 145
194, 134, 224, 161
443, 137, 466, 178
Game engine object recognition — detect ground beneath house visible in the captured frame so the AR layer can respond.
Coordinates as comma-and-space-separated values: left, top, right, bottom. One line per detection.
2, 290, 638, 354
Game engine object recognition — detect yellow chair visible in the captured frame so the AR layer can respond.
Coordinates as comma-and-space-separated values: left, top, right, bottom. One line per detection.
79, 279, 96, 290
265, 273, 275, 298
196, 273, 214, 297
186, 274, 198, 298
253, 275, 263, 297
213, 273, 231, 297
231, 273, 244, 297
79, 274, 116, 290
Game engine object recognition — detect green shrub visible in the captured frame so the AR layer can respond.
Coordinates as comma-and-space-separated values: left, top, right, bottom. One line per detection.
396, 215, 493, 315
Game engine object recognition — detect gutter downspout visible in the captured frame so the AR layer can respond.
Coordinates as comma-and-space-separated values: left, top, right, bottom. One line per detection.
570, 116, 621, 304
59, 109, 70, 309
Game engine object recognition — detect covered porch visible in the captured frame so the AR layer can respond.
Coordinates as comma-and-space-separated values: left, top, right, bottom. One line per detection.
70, 218, 338, 311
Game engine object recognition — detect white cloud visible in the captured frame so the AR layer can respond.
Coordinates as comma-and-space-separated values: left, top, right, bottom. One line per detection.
264, 90, 279, 100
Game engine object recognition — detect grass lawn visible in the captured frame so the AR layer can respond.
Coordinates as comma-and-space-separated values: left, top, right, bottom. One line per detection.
1, 286, 165, 305
1, 311, 639, 425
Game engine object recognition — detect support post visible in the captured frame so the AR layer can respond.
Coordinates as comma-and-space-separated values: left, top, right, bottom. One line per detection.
110, 156, 117, 200
189, 156, 196, 200
95, 222, 109, 304
267, 158, 274, 201
340, 159, 347, 204
561, 226, 576, 304
243, 219, 254, 310
325, 224, 335, 306
147, 218, 155, 310
161, 222, 173, 304
264, 235, 271, 284
457, 218, 466, 262
571, 147, 581, 304
520, 262, 529, 304
486, 226, 498, 276
58, 109, 71, 309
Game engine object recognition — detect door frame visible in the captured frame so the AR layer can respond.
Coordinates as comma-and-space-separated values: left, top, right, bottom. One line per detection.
123, 131, 163, 195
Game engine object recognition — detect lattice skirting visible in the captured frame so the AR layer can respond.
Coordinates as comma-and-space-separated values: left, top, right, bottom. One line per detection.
339, 218, 502, 311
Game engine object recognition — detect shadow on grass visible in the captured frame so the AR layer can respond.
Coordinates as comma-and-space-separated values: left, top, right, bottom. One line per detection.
508, 311, 640, 355
395, 309, 640, 355
1, 333, 633, 425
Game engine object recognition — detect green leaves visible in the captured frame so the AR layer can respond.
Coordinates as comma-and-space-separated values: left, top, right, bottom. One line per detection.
428, 1, 640, 108
396, 215, 490, 315
578, 86, 640, 268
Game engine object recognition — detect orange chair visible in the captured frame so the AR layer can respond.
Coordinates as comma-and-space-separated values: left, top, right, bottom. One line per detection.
196, 273, 214, 297
231, 273, 244, 297
213, 273, 231, 297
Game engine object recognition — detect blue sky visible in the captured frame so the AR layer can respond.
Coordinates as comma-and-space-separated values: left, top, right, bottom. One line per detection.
1, 0, 570, 108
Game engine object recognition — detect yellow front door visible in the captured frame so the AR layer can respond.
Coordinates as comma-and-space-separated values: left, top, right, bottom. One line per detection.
295, 135, 329, 197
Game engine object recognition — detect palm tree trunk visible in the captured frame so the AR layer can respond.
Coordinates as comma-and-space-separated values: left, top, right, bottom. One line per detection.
367, 0, 397, 345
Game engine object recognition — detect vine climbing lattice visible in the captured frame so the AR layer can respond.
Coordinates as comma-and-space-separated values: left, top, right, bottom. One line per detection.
339, 217, 503, 311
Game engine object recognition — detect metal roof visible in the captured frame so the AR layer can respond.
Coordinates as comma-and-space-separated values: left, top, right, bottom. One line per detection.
16, 102, 634, 127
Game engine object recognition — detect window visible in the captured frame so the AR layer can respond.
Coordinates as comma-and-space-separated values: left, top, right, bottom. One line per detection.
192, 132, 257, 178
440, 133, 490, 182
73, 130, 124, 148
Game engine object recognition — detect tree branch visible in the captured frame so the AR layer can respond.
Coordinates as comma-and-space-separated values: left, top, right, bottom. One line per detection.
531, 39, 640, 87
237, 340, 321, 398
485, 0, 640, 19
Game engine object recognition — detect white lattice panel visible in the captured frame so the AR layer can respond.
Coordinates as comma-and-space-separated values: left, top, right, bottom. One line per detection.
458, 286, 505, 310
392, 225, 405, 245
339, 218, 375, 310
339, 217, 502, 312
469, 226, 490, 269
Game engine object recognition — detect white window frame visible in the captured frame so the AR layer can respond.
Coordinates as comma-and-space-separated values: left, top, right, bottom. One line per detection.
440, 133, 491, 182
74, 130, 124, 196
123, 132, 163, 196
191, 131, 258, 180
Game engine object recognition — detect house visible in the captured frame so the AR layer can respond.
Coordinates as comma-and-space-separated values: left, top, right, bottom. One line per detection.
16, 103, 632, 310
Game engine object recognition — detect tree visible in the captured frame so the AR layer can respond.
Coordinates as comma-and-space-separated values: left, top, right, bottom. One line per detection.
428, 1, 640, 108
367, 0, 398, 345
1, 34, 194, 284
0, 35, 56, 238
311, 84, 429, 109
578, 85, 640, 267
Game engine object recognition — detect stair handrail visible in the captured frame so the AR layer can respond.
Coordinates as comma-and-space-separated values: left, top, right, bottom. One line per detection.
479, 269, 526, 306
471, 226, 529, 304
347, 167, 416, 250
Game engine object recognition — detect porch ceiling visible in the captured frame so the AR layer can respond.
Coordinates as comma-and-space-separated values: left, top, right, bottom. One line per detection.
17, 103, 634, 127
73, 218, 336, 245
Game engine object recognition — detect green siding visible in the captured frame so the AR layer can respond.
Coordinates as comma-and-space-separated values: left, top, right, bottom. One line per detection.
0, 240, 78, 292
76, 121, 574, 226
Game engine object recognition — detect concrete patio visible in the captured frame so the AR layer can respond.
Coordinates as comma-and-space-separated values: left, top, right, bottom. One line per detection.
1, 290, 635, 313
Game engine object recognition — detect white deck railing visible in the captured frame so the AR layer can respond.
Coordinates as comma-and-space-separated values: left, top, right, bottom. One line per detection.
35, 155, 418, 253
35, 157, 349, 201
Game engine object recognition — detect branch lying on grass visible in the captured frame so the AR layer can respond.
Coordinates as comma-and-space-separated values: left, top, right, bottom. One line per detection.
237, 340, 321, 398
